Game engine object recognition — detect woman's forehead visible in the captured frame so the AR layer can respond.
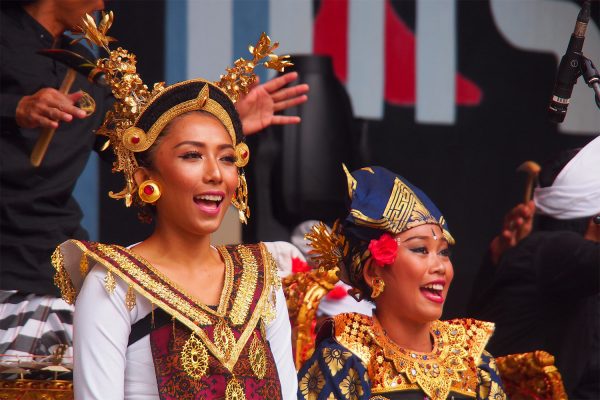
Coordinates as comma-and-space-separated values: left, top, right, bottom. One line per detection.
395, 224, 444, 239
165, 113, 232, 143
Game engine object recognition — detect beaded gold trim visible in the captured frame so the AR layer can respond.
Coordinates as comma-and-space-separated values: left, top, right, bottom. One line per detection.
125, 285, 136, 310
51, 247, 76, 305
260, 246, 280, 324
79, 253, 89, 276
230, 245, 258, 325
103, 270, 116, 294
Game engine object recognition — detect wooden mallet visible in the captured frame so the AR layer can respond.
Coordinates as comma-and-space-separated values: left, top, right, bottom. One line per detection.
515, 161, 541, 240
30, 68, 78, 167
30, 49, 105, 167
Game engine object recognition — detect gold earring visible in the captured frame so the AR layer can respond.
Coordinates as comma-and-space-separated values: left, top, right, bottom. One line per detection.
231, 173, 250, 224
371, 277, 385, 299
138, 180, 161, 204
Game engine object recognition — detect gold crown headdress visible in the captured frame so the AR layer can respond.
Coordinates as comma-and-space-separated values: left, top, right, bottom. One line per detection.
73, 12, 292, 218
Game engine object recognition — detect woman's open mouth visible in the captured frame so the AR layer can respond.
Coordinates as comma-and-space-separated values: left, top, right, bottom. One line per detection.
193, 194, 223, 214
420, 283, 445, 304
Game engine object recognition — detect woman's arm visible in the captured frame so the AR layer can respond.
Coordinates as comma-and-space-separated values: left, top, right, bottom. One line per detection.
73, 265, 133, 400
266, 286, 298, 400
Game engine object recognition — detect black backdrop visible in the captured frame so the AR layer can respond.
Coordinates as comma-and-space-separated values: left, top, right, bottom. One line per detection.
99, 0, 598, 318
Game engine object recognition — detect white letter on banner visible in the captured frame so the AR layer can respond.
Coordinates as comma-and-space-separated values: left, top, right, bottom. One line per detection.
348, 0, 385, 120
416, 0, 457, 125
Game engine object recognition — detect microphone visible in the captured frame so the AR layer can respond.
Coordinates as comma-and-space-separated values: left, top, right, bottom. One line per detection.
548, 0, 591, 123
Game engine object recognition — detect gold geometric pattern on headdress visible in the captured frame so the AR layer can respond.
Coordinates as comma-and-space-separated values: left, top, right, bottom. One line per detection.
350, 177, 437, 233
342, 164, 357, 200
438, 216, 456, 245
72, 12, 292, 208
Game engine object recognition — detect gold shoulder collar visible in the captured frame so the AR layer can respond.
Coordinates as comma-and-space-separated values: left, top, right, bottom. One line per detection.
329, 315, 494, 400
445, 318, 495, 366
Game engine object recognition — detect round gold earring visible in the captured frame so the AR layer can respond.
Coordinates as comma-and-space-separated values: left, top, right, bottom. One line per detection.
138, 180, 161, 204
371, 277, 385, 299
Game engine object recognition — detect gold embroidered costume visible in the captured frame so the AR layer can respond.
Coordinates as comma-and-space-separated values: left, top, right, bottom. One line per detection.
53, 240, 283, 399
298, 313, 505, 400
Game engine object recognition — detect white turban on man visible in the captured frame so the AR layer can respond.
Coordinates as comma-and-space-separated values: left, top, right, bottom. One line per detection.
534, 135, 600, 219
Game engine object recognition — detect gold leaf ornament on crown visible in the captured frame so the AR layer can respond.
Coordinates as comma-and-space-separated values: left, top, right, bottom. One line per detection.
72, 11, 293, 208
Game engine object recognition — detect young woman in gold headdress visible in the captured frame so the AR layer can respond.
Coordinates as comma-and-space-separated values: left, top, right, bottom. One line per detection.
297, 166, 506, 400
51, 13, 305, 400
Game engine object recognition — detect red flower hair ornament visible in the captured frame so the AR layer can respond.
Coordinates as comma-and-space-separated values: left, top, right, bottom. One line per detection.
368, 233, 398, 267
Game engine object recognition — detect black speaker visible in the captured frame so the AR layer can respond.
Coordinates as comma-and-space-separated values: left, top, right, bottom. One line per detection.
245, 55, 358, 241
272, 55, 356, 226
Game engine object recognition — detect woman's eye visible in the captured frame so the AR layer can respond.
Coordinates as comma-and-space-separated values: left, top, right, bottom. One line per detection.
439, 248, 452, 257
180, 151, 202, 160
410, 247, 428, 254
221, 155, 236, 164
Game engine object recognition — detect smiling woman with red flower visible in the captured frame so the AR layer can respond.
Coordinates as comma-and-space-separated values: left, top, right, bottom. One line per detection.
297, 166, 506, 400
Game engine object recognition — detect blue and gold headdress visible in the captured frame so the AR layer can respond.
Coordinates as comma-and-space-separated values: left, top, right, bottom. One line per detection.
342, 165, 454, 243
307, 165, 454, 300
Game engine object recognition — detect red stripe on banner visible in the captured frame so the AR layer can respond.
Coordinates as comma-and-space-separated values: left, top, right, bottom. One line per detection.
456, 74, 482, 105
384, 0, 415, 105
313, 0, 349, 83
384, 0, 481, 106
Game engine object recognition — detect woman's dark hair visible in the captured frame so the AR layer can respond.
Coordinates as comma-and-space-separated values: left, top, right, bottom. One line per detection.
341, 232, 374, 302
535, 148, 589, 234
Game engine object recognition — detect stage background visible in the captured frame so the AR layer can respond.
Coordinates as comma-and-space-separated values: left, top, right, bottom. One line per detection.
72, 0, 600, 318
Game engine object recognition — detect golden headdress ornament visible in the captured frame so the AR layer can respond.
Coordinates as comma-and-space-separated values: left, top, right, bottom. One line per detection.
304, 221, 347, 279
73, 12, 292, 209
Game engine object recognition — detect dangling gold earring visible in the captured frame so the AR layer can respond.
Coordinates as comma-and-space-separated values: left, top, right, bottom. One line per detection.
138, 180, 161, 204
231, 173, 250, 224
371, 277, 385, 299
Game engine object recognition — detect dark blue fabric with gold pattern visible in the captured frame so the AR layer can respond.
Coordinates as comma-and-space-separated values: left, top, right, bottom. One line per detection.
297, 339, 506, 400
342, 165, 454, 245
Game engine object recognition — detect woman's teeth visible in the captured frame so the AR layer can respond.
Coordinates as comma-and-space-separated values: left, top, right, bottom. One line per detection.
194, 194, 223, 208
423, 283, 443, 291
422, 283, 443, 295
196, 194, 223, 202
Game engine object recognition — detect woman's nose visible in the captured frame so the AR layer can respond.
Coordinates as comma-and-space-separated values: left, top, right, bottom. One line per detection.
202, 157, 223, 183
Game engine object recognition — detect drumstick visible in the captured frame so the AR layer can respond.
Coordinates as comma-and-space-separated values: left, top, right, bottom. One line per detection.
30, 68, 77, 167
516, 161, 541, 240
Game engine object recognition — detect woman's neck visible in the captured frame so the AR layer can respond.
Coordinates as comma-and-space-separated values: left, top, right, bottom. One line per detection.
135, 220, 217, 273
374, 308, 433, 353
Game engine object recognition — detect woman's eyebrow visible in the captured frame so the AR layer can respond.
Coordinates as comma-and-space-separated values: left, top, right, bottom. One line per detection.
173, 141, 234, 150
401, 236, 430, 243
